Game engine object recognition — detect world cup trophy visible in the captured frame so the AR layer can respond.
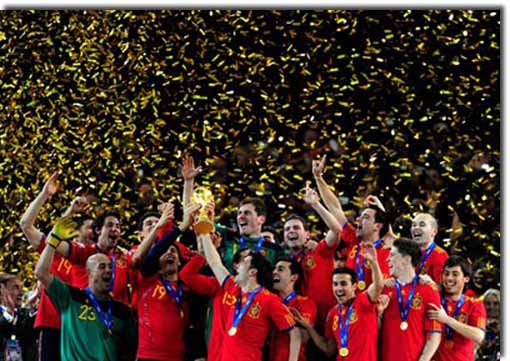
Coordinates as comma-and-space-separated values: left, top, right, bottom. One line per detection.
191, 186, 215, 234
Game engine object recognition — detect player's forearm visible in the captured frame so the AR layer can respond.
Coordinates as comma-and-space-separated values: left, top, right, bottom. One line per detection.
445, 317, 485, 344
288, 327, 302, 361
418, 332, 441, 361
19, 192, 48, 247
199, 234, 229, 284
183, 179, 193, 207
311, 202, 341, 239
314, 176, 347, 225
132, 223, 163, 265
305, 324, 336, 357
368, 258, 384, 301
35, 244, 55, 288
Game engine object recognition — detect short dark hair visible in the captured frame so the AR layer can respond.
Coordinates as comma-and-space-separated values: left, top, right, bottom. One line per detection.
274, 255, 303, 292
239, 197, 267, 217
285, 214, 308, 230
233, 247, 250, 265
92, 210, 121, 232
393, 238, 422, 268
364, 204, 390, 237
74, 214, 94, 227
332, 267, 358, 284
443, 255, 472, 278
138, 211, 160, 230
249, 252, 273, 289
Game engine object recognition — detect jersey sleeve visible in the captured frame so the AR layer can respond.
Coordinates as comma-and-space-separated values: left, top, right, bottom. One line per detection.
67, 242, 96, 265
424, 285, 442, 333
179, 254, 221, 297
341, 222, 358, 249
431, 251, 449, 284
359, 291, 378, 312
315, 239, 336, 258
45, 277, 71, 312
469, 299, 487, 330
268, 295, 295, 332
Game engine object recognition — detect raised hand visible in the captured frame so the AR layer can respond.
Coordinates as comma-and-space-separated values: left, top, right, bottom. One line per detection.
66, 196, 88, 216
290, 307, 311, 329
42, 171, 60, 197
52, 217, 78, 241
364, 195, 386, 212
360, 242, 377, 263
312, 155, 326, 178
180, 155, 203, 181
156, 202, 175, 228
301, 183, 320, 206
181, 202, 202, 230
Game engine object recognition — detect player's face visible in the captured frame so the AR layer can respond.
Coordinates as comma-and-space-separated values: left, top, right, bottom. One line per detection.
355, 209, 379, 239
411, 214, 437, 247
332, 273, 356, 304
3, 278, 23, 307
237, 204, 264, 237
235, 253, 253, 286
91, 255, 113, 293
442, 265, 468, 296
79, 219, 94, 244
159, 245, 181, 274
272, 261, 293, 291
388, 246, 407, 276
98, 216, 121, 250
232, 249, 251, 276
284, 219, 307, 250
140, 216, 159, 240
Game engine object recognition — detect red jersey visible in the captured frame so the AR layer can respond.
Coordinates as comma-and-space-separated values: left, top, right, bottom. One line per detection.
179, 254, 225, 361
418, 244, 449, 284
434, 296, 487, 361
132, 272, 189, 361
380, 281, 442, 361
300, 239, 337, 323
325, 292, 378, 361
67, 242, 132, 304
34, 235, 74, 329
269, 295, 317, 361
220, 278, 295, 361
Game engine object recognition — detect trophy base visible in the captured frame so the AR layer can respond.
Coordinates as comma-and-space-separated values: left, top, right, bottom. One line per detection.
194, 219, 214, 234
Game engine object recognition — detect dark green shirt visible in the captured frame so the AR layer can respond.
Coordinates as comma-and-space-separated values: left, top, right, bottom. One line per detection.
46, 277, 136, 361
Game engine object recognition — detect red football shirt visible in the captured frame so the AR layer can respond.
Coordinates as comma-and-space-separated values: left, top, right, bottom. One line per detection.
324, 292, 378, 361
269, 295, 317, 361
179, 254, 225, 361
345, 243, 391, 290
417, 244, 449, 284
35, 235, 74, 329
67, 243, 132, 304
434, 296, 487, 361
220, 278, 295, 361
300, 239, 337, 323
132, 272, 189, 361
380, 281, 442, 361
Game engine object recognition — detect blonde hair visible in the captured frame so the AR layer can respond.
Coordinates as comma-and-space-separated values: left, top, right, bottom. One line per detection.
483, 288, 500, 303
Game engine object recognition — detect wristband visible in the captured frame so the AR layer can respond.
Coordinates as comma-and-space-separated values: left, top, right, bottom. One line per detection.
46, 233, 62, 248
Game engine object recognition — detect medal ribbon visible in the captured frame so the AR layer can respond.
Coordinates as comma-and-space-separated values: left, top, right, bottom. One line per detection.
159, 276, 184, 310
231, 287, 262, 330
338, 303, 354, 350
417, 242, 436, 275
85, 288, 112, 333
355, 239, 382, 283
395, 275, 418, 324
282, 291, 297, 306
239, 236, 264, 253
441, 295, 465, 340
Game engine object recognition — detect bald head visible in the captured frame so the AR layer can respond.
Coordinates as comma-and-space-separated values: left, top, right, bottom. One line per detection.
86, 254, 113, 296
411, 213, 438, 248
86, 253, 110, 274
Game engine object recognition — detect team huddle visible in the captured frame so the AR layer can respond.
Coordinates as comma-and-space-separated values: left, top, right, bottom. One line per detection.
9, 155, 486, 361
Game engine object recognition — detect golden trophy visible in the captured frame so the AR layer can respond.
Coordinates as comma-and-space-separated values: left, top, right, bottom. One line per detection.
191, 186, 215, 234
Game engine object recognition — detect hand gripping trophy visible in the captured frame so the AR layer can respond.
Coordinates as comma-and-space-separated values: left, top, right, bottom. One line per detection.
191, 186, 215, 234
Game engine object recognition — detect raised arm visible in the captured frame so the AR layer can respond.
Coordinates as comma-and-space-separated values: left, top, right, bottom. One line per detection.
35, 218, 77, 287
198, 232, 230, 286
302, 185, 341, 248
132, 202, 175, 266
312, 155, 348, 226
363, 242, 384, 302
180, 155, 202, 207
19, 171, 59, 248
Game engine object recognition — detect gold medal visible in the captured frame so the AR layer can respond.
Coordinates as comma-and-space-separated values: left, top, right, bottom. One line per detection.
357, 280, 366, 290
228, 327, 237, 336
400, 321, 408, 331
339, 347, 349, 357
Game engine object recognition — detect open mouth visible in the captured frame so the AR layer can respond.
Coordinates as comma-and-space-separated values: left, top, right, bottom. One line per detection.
272, 276, 280, 283
412, 231, 423, 239
287, 235, 298, 242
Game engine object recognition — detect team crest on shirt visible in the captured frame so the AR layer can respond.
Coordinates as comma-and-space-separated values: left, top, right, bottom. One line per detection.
304, 256, 316, 270
411, 295, 423, 310
457, 312, 468, 324
116, 258, 127, 267
332, 310, 358, 331
248, 302, 261, 319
